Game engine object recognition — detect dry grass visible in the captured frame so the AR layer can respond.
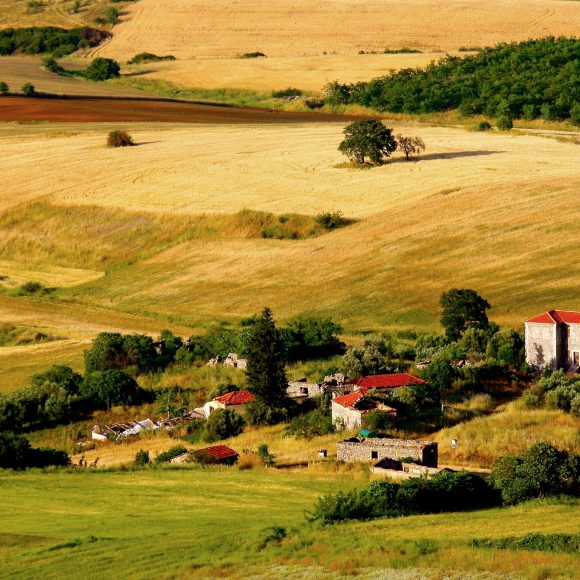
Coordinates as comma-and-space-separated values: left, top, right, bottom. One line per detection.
123, 53, 453, 93
91, 0, 580, 60
0, 0, 110, 28
433, 404, 580, 468
0, 122, 578, 333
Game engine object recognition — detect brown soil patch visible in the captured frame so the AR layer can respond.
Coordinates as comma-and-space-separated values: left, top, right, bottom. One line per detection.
0, 95, 361, 124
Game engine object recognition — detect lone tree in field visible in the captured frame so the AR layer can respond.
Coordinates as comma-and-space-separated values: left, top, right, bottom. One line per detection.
0, 82, 8, 95
396, 135, 426, 160
338, 120, 397, 165
245, 307, 290, 424
107, 130, 134, 148
440, 288, 491, 341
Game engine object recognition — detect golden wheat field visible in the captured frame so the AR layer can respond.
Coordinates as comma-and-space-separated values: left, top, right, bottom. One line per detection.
0, 0, 109, 28
0, 121, 578, 347
126, 53, 454, 93
91, 0, 580, 61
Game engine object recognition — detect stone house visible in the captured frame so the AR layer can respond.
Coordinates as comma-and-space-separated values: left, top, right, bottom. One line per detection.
287, 377, 324, 401
525, 310, 580, 370
337, 436, 438, 468
203, 390, 256, 418
331, 392, 397, 430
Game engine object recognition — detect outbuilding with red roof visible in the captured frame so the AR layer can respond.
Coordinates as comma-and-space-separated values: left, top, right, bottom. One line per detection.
203, 390, 256, 418
347, 373, 426, 394
525, 309, 580, 370
332, 391, 397, 430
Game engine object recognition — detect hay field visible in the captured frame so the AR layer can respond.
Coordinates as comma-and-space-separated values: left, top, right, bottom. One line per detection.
0, 122, 579, 336
92, 0, 580, 61
0, 0, 109, 28
2, 470, 578, 578
129, 53, 451, 93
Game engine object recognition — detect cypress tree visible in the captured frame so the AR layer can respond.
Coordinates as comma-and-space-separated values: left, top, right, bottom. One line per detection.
245, 307, 289, 418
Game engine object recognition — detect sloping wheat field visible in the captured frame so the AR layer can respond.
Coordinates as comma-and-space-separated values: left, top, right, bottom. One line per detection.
0, 121, 578, 347
92, 0, 580, 60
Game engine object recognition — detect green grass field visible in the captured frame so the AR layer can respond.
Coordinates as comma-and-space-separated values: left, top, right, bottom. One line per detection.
0, 468, 578, 579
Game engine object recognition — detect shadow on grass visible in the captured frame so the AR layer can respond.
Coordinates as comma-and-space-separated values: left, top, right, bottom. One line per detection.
392, 150, 504, 163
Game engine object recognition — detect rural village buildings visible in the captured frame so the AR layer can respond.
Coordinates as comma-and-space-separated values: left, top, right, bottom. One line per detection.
203, 390, 255, 418
525, 310, 580, 370
331, 373, 427, 429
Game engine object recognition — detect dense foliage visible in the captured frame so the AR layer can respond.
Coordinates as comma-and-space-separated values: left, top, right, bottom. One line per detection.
471, 533, 580, 554
308, 470, 500, 523
0, 27, 109, 57
107, 130, 134, 148
325, 37, 580, 122
245, 308, 291, 423
440, 288, 491, 341
83, 57, 121, 81
128, 52, 176, 64
338, 120, 397, 165
491, 443, 579, 504
203, 408, 245, 442
0, 431, 69, 470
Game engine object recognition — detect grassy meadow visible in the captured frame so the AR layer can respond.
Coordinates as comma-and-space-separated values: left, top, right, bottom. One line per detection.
0, 468, 578, 579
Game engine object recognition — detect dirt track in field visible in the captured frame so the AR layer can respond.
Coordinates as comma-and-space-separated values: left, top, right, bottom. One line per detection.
0, 95, 363, 124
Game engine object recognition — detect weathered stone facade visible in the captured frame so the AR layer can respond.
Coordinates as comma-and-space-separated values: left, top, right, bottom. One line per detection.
337, 437, 438, 468
525, 311, 580, 370
287, 378, 324, 400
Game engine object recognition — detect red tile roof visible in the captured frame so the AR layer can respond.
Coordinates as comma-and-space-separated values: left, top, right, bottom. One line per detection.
348, 373, 426, 391
214, 390, 256, 405
333, 392, 364, 409
526, 310, 580, 324
197, 445, 238, 460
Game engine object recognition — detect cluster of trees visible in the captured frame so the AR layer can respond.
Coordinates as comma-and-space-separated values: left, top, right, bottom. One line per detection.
44, 56, 121, 81
310, 443, 579, 524
0, 431, 69, 470
338, 120, 425, 165
523, 370, 580, 417
326, 37, 580, 125
0, 27, 110, 57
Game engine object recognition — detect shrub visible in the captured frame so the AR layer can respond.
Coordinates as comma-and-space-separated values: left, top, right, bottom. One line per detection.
496, 115, 513, 130
272, 87, 302, 98
571, 103, 580, 127
84, 58, 121, 81
128, 52, 176, 64
21, 82, 35, 96
155, 445, 188, 464
0, 81, 8, 95
203, 408, 245, 443
134, 449, 150, 466
471, 533, 580, 554
257, 443, 276, 467
0, 432, 69, 470
285, 406, 334, 439
491, 443, 579, 505
315, 211, 352, 230
241, 51, 266, 58
19, 281, 48, 294
103, 6, 119, 24
106, 130, 134, 148
477, 121, 492, 131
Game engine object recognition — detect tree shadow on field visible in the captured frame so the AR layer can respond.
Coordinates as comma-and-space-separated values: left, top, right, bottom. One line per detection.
391, 150, 504, 163
121, 70, 155, 78
134, 141, 162, 147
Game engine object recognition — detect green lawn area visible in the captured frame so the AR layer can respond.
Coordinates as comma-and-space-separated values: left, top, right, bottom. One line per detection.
0, 468, 578, 578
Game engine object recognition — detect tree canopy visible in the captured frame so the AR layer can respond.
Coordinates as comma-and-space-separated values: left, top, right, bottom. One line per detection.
440, 289, 491, 341
338, 120, 397, 165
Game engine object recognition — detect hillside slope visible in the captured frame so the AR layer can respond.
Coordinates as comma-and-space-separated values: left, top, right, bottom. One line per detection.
93, 0, 580, 59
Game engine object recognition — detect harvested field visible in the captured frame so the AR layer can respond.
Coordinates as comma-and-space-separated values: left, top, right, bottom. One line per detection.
128, 53, 453, 93
0, 95, 362, 124
92, 0, 580, 60
0, 122, 578, 336
0, 0, 109, 28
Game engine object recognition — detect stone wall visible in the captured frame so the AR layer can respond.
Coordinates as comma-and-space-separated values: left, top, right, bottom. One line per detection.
337, 437, 438, 467
525, 322, 558, 369
331, 402, 362, 430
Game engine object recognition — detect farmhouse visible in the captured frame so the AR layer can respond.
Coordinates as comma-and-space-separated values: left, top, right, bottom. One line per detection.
348, 373, 427, 394
203, 390, 255, 418
337, 436, 438, 468
287, 377, 324, 400
525, 310, 580, 370
331, 392, 396, 430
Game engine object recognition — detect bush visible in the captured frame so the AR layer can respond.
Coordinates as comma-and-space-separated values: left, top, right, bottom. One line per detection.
128, 52, 176, 64
471, 533, 580, 554
272, 87, 302, 98
0, 432, 69, 470
203, 408, 245, 443
241, 52, 266, 58
0, 81, 8, 95
257, 443, 276, 467
477, 121, 492, 131
21, 82, 35, 96
285, 406, 334, 439
0, 26, 109, 56
491, 443, 579, 505
496, 115, 513, 130
155, 445, 188, 464
571, 103, 580, 127
84, 58, 121, 81
107, 130, 134, 148
315, 211, 352, 230
134, 449, 150, 466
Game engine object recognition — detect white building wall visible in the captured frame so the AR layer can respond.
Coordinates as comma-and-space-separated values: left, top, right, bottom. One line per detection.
525, 322, 558, 369
331, 402, 362, 430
